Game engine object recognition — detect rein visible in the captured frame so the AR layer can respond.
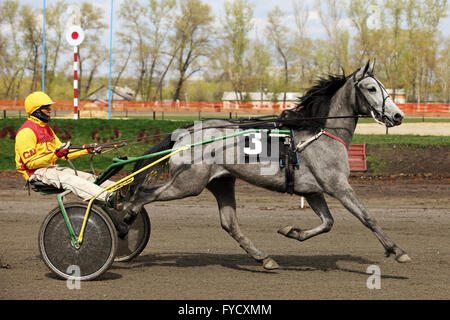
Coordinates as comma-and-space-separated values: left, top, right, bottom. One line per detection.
71, 114, 370, 151
21, 113, 367, 169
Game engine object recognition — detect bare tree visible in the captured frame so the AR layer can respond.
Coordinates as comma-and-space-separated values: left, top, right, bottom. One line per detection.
316, 0, 349, 73
383, 0, 407, 97
119, 0, 149, 99
0, 0, 26, 99
77, 2, 107, 98
348, 0, 377, 62
403, 0, 448, 102
154, 42, 180, 101
436, 37, 450, 102
217, 0, 254, 101
292, 0, 311, 89
45, 1, 68, 96
245, 32, 271, 98
266, 6, 293, 106
112, 36, 133, 92
119, 0, 176, 101
171, 0, 214, 101
20, 4, 43, 92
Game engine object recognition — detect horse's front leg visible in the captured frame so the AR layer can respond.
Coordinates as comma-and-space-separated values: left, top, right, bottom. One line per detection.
331, 182, 411, 263
278, 192, 334, 241
207, 177, 279, 270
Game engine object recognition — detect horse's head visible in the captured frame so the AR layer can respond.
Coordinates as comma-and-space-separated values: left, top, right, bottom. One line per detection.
353, 60, 404, 127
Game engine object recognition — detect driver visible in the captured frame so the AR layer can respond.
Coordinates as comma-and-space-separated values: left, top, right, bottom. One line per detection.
14, 91, 121, 210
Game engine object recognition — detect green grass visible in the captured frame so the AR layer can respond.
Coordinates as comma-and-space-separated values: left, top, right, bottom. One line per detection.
1, 118, 449, 172
353, 134, 450, 146
365, 155, 387, 175
4, 110, 449, 123
1, 118, 190, 171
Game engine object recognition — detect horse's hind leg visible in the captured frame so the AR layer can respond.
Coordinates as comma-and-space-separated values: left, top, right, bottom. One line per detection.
278, 193, 334, 241
207, 176, 279, 270
119, 168, 209, 236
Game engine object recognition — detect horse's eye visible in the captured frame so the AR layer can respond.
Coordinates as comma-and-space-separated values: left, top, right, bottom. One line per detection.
368, 87, 377, 92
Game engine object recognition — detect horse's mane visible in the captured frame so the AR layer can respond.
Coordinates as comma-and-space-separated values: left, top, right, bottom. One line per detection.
280, 72, 351, 130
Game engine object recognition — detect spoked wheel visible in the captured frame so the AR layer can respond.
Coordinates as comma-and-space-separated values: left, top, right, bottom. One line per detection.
38, 202, 118, 281
105, 207, 151, 262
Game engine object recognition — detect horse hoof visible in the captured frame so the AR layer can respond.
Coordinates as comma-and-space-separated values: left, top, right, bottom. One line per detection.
277, 226, 293, 236
396, 253, 411, 263
262, 257, 279, 270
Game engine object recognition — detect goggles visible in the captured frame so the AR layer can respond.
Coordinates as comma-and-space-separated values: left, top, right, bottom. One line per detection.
40, 105, 52, 112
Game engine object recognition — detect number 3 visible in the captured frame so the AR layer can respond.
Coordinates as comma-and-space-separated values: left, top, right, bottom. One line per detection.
244, 132, 262, 155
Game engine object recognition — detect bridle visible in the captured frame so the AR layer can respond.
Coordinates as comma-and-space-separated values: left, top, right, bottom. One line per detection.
353, 72, 390, 126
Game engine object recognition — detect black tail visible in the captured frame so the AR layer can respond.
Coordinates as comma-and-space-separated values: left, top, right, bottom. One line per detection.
125, 133, 175, 200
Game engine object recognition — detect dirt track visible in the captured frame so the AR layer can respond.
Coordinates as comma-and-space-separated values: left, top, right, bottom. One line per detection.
0, 175, 449, 300
355, 122, 450, 135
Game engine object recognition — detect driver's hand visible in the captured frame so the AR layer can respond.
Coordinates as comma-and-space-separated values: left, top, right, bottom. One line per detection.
54, 141, 71, 158
84, 143, 102, 154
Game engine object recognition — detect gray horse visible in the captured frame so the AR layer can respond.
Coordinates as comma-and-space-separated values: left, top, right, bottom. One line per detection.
123, 60, 410, 270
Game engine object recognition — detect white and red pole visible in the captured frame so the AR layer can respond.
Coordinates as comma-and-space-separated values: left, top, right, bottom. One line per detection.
73, 46, 78, 119
65, 25, 84, 120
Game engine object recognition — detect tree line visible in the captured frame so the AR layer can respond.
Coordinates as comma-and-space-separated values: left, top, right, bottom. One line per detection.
0, 0, 448, 103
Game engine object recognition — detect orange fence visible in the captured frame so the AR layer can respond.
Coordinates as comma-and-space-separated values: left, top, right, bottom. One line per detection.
0, 100, 294, 113
395, 103, 450, 114
1, 100, 449, 115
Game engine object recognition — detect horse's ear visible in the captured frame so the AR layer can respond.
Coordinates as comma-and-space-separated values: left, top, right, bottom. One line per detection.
362, 59, 370, 75
354, 60, 370, 81
369, 58, 376, 74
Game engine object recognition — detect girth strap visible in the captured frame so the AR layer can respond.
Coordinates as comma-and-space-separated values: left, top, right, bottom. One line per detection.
281, 131, 299, 195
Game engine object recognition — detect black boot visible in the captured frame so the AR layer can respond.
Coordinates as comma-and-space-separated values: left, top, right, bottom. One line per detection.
105, 191, 123, 211
116, 207, 139, 239
116, 221, 129, 239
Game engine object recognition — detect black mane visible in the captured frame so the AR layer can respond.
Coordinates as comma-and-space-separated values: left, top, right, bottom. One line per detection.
280, 73, 351, 130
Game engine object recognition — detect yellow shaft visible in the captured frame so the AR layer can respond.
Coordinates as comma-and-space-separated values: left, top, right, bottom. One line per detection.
77, 145, 190, 244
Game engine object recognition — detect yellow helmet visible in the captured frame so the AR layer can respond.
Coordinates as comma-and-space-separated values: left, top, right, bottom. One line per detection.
24, 91, 55, 115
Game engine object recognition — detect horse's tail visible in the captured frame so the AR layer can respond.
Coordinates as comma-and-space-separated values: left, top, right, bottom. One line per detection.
125, 133, 175, 200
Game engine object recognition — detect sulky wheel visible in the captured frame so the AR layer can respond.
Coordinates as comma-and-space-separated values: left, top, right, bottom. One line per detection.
38, 202, 118, 281
106, 207, 151, 262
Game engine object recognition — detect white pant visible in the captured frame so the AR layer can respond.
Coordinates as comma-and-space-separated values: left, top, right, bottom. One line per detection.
29, 166, 113, 202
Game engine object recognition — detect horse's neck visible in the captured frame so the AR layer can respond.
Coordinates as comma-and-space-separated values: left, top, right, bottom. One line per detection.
324, 81, 358, 148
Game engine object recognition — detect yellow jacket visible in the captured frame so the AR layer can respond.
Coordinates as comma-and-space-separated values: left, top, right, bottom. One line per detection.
15, 116, 89, 180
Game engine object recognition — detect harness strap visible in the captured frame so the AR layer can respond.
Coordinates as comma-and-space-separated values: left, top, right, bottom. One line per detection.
322, 131, 348, 151
295, 130, 348, 152
284, 150, 294, 194
290, 129, 300, 167
295, 130, 325, 151
283, 134, 295, 195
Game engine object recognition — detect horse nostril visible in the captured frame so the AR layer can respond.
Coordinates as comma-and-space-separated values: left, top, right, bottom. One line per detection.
394, 113, 403, 123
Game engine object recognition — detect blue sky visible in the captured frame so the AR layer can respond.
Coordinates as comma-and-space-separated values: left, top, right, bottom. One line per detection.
18, 0, 329, 39
13, 0, 450, 41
